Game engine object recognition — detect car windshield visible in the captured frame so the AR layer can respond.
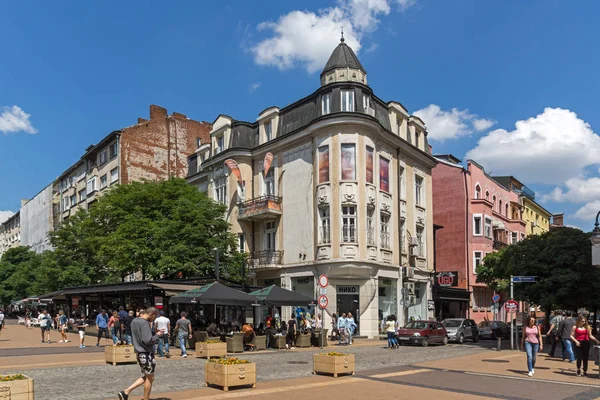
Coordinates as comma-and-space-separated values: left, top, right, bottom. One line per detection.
404, 321, 428, 329
443, 320, 462, 328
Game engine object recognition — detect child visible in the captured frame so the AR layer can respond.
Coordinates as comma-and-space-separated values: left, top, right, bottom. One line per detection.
77, 315, 88, 348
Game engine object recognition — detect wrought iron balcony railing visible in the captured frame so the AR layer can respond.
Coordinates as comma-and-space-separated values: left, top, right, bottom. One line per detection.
248, 250, 284, 268
238, 195, 282, 221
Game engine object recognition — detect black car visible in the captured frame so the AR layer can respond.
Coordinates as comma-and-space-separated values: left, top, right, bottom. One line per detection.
477, 320, 509, 339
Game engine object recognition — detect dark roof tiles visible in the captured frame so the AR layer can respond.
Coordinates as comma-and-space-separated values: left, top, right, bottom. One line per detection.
320, 41, 366, 77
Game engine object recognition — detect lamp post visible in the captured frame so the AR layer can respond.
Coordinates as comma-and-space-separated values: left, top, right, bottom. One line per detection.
214, 248, 220, 282
592, 211, 600, 267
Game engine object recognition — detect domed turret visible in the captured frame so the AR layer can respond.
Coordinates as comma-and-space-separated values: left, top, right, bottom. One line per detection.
320, 32, 367, 86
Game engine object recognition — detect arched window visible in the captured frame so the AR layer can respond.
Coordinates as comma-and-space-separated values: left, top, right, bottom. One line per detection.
498, 199, 503, 215
505, 203, 509, 217
485, 191, 489, 201
475, 185, 481, 199
492, 195, 496, 211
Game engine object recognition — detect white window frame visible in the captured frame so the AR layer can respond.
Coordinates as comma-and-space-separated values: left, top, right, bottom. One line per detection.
78, 189, 87, 203
511, 231, 518, 244
362, 94, 370, 110
473, 214, 482, 236
214, 177, 227, 205
319, 207, 330, 245
110, 168, 119, 184
265, 221, 276, 251
216, 135, 224, 154
341, 89, 355, 112
341, 205, 357, 243
100, 175, 108, 189
366, 207, 375, 246
473, 251, 483, 274
398, 165, 406, 199
321, 93, 331, 115
265, 121, 272, 142
86, 176, 97, 195
63, 197, 70, 211
415, 175, 424, 206
416, 225, 425, 257
70, 194, 77, 207
263, 168, 276, 196
484, 216, 492, 238
380, 212, 391, 249
99, 150, 107, 165
238, 234, 246, 253
109, 142, 118, 159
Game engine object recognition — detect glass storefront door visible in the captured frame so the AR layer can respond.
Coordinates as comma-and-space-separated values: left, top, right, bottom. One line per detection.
336, 285, 360, 335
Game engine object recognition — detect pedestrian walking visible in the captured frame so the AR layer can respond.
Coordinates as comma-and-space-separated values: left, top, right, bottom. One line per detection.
118, 307, 164, 400
154, 311, 171, 358
286, 314, 297, 350
522, 316, 543, 377
77, 314, 88, 348
547, 311, 565, 357
346, 312, 357, 344
570, 315, 599, 377
558, 312, 577, 363
330, 313, 339, 341
174, 311, 192, 358
58, 310, 69, 343
123, 311, 135, 345
96, 310, 110, 346
337, 313, 348, 345
0, 310, 4, 338
38, 310, 52, 343
108, 311, 121, 345
386, 315, 398, 349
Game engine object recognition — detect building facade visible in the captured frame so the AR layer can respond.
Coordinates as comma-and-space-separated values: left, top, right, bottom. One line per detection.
188, 38, 437, 337
20, 184, 54, 254
0, 212, 21, 258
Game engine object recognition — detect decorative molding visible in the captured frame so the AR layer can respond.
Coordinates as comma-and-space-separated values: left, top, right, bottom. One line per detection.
343, 193, 356, 203
381, 203, 391, 213
416, 217, 425, 226
318, 195, 329, 205
367, 196, 376, 207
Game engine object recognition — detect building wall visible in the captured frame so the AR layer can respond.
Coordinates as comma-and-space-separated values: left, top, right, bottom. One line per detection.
0, 212, 21, 258
522, 198, 551, 235
20, 184, 54, 253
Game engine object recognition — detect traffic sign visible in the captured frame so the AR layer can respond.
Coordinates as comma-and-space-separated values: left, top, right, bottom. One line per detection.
504, 299, 519, 312
318, 295, 328, 309
319, 287, 328, 295
318, 274, 329, 288
492, 294, 500, 303
511, 276, 537, 283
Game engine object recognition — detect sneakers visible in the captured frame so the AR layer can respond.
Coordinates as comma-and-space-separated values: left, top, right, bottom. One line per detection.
79, 345, 85, 348
65, 340, 70, 343
118, 391, 128, 400
165, 353, 171, 359
285, 344, 289, 349
291, 347, 296, 350
59, 340, 64, 343
576, 370, 582, 377
96, 344, 100, 347
41, 340, 45, 343
182, 354, 188, 358
531, 369, 535, 375
527, 371, 533, 377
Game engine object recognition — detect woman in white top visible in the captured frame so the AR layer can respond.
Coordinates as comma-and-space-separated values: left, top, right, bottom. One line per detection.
385, 315, 399, 349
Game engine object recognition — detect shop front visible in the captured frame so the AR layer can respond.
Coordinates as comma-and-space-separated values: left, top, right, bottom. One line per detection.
432, 270, 470, 321
378, 278, 397, 333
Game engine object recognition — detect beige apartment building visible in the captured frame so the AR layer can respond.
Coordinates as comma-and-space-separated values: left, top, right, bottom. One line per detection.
188, 37, 437, 337
0, 211, 21, 258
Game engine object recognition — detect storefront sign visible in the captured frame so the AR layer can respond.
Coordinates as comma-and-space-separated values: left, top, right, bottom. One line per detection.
428, 300, 435, 311
435, 271, 458, 287
295, 277, 311, 285
154, 296, 163, 309
337, 285, 359, 294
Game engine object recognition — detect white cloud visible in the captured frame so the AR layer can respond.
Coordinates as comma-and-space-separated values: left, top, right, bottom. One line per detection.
466, 108, 600, 185
0, 211, 14, 224
251, 0, 415, 73
541, 177, 600, 203
249, 82, 261, 93
365, 43, 379, 53
573, 200, 600, 223
0, 106, 38, 135
413, 104, 496, 142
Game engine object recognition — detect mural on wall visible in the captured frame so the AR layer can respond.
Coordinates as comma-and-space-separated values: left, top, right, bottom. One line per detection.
341, 144, 356, 180
366, 146, 374, 184
318, 146, 329, 183
379, 157, 389, 192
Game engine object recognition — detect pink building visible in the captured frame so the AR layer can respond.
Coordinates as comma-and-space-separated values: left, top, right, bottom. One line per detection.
432, 155, 526, 323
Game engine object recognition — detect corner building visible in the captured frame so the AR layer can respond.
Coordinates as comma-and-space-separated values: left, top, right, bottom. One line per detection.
188, 38, 437, 338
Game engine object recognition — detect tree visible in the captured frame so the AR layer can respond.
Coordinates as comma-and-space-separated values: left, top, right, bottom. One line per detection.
0, 247, 43, 303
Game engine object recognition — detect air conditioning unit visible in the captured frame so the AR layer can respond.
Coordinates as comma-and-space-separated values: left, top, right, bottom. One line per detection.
410, 237, 419, 246
405, 267, 415, 278
409, 246, 420, 257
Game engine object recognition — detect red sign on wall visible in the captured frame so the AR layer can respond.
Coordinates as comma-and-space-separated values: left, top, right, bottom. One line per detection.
435, 271, 458, 287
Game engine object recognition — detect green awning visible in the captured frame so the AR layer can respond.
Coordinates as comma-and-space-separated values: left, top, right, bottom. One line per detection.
169, 282, 256, 306
250, 285, 316, 307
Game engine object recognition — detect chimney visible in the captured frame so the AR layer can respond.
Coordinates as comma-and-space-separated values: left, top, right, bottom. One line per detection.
149, 105, 167, 120
138, 118, 148, 124
172, 112, 187, 120
552, 213, 564, 227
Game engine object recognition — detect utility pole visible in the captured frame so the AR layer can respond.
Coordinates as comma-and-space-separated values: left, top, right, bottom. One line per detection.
214, 248, 220, 283
510, 275, 514, 351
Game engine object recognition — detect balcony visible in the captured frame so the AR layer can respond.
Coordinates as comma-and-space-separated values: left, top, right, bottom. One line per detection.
248, 250, 284, 269
238, 195, 282, 221
493, 240, 508, 250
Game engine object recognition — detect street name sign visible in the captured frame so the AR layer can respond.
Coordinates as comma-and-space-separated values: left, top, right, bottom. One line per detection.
511, 276, 536, 283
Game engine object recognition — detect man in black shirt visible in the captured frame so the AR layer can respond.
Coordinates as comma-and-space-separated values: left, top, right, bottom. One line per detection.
123, 311, 135, 345
558, 312, 577, 362
286, 314, 297, 350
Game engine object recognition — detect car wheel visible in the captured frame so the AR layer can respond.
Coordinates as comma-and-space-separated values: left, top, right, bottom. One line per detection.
458, 334, 464, 344
421, 337, 429, 347
473, 334, 479, 342
442, 336, 448, 346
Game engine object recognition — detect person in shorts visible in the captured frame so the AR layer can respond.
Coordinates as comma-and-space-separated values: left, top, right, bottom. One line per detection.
118, 307, 164, 400
58, 310, 69, 343
76, 314, 88, 348
38, 310, 52, 343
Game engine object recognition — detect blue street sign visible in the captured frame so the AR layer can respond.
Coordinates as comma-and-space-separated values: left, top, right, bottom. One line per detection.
492, 294, 500, 302
512, 276, 537, 283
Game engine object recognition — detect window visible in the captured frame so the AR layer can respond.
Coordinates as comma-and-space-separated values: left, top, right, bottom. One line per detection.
342, 205, 357, 243
473, 215, 482, 236
216, 136, 224, 153
474, 251, 483, 274
110, 168, 118, 184
340, 143, 356, 180
407, 128, 412, 145
265, 121, 272, 141
380, 157, 390, 192
341, 89, 355, 112
399, 166, 405, 198
319, 207, 330, 244
475, 185, 481, 199
238, 180, 246, 202
99, 150, 107, 165
396, 116, 401, 135
498, 200, 503, 215
214, 177, 227, 205
86, 177, 97, 194
380, 213, 390, 249
492, 195, 496, 211
415, 131, 420, 148
78, 189, 87, 202
415, 175, 424, 206
70, 194, 76, 207
197, 138, 202, 148
485, 191, 489, 201
100, 175, 108, 189
321, 93, 331, 115
238, 234, 246, 253
264, 168, 275, 196
400, 219, 406, 253
484, 217, 492, 238
416, 225, 425, 257
521, 232, 525, 240
318, 146, 329, 183
505, 204, 509, 217
362, 94, 370, 110
63, 197, 70, 211
511, 232, 518, 244
366, 207, 375, 246
109, 142, 118, 159
265, 221, 276, 251
365, 146, 374, 184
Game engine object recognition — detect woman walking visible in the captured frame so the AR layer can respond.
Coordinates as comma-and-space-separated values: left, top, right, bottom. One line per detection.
330, 313, 339, 341
58, 310, 69, 343
385, 316, 398, 349
521, 316, 543, 377
108, 311, 121, 346
570, 315, 599, 377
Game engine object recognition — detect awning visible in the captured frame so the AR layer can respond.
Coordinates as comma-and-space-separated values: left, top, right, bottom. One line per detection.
492, 219, 506, 230
433, 287, 471, 302
169, 282, 257, 306
250, 285, 316, 307
148, 283, 201, 297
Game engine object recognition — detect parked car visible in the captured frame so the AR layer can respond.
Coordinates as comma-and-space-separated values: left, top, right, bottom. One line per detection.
397, 320, 448, 347
442, 318, 478, 344
477, 321, 509, 339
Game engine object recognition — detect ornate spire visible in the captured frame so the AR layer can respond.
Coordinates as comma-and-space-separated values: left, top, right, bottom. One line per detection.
341, 27, 345, 43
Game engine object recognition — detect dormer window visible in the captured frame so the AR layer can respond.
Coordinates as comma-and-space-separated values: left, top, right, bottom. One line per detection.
216, 135, 224, 154
341, 90, 355, 112
265, 121, 272, 142
322, 93, 331, 115
362, 94, 370, 110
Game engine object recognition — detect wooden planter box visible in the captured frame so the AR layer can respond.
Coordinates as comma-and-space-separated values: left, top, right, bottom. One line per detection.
196, 342, 227, 359
0, 375, 34, 400
205, 362, 256, 392
313, 354, 355, 377
105, 345, 136, 366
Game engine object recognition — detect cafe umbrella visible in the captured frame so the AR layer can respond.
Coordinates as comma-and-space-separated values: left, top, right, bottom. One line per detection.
249, 285, 316, 307
169, 282, 257, 307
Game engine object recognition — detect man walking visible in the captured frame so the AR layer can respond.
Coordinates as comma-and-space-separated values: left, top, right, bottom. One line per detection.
174, 311, 192, 358
39, 309, 52, 343
96, 310, 110, 347
547, 311, 565, 357
155, 311, 171, 358
118, 307, 164, 400
118, 306, 129, 343
0, 310, 4, 338
558, 312, 577, 362
123, 310, 135, 345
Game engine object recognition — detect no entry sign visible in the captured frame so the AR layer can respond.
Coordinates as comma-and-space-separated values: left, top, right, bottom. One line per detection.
504, 299, 518, 313
318, 295, 328, 309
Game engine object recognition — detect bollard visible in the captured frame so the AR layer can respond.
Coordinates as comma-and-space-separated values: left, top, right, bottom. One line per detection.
497, 337, 502, 351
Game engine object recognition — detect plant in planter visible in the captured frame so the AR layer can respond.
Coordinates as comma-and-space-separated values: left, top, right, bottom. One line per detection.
313, 352, 355, 377
205, 357, 256, 392
0, 374, 34, 399
105, 344, 136, 366
195, 339, 227, 359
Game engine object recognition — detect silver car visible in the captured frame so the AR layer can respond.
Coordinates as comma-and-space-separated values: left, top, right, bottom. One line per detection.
442, 318, 478, 344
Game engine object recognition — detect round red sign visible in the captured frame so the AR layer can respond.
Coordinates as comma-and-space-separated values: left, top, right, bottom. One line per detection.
504, 300, 519, 313
318, 295, 328, 309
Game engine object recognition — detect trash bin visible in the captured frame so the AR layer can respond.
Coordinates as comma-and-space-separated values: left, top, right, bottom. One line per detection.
594, 345, 600, 366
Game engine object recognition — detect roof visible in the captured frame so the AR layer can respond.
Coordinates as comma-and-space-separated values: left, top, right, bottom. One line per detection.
250, 285, 316, 307
320, 39, 366, 77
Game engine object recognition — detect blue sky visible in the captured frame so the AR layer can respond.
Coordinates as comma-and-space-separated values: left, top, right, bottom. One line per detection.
1, 1, 599, 228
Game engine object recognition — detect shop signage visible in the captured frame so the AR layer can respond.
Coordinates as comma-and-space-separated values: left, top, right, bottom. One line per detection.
337, 285, 359, 294
224, 159, 243, 184
435, 271, 458, 287
381, 279, 392, 286
263, 152, 274, 175
295, 277, 311, 285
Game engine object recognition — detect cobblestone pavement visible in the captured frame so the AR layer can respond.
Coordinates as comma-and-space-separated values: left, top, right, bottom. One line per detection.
5, 343, 486, 400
